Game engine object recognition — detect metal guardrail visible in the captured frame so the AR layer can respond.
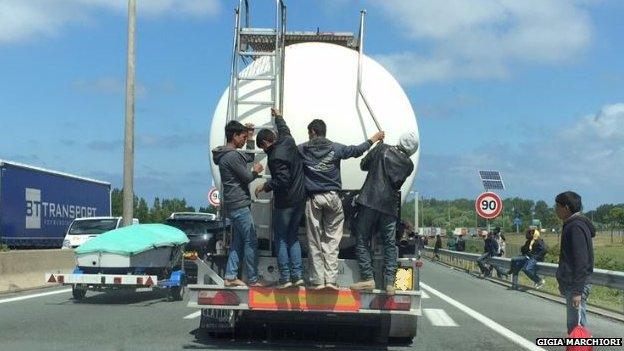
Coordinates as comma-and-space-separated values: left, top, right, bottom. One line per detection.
423, 247, 624, 291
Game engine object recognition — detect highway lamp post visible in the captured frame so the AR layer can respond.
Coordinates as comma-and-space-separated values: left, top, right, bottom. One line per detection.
122, 0, 136, 226
410, 190, 419, 232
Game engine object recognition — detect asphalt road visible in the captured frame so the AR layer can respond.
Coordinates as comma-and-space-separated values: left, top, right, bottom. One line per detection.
0, 260, 622, 351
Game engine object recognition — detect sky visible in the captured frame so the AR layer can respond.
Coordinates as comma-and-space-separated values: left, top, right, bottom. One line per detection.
0, 0, 622, 210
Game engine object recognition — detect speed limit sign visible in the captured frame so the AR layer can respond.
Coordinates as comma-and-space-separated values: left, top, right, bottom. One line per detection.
208, 187, 220, 207
475, 192, 503, 219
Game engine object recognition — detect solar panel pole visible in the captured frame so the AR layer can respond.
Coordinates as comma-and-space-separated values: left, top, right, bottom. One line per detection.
122, 0, 136, 227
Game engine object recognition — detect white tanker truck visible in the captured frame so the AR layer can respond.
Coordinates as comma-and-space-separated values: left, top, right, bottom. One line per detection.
188, 1, 422, 343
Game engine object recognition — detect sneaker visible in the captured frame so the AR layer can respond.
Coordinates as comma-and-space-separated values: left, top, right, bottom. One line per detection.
325, 282, 340, 291
276, 281, 293, 289
224, 279, 246, 287
350, 279, 375, 291
385, 284, 396, 296
308, 284, 325, 290
534, 279, 545, 290
292, 279, 305, 287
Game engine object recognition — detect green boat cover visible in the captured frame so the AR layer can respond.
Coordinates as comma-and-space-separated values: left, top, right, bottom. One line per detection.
75, 224, 189, 256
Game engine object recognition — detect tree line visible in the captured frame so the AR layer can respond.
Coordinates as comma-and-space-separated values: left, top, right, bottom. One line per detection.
110, 188, 216, 223
110, 188, 624, 232
400, 197, 624, 233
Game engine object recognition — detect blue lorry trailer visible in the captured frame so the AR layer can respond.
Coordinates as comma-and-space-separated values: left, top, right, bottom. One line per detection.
0, 160, 111, 248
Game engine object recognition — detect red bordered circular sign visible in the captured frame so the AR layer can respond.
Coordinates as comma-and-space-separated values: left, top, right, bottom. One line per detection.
475, 192, 503, 219
208, 187, 220, 207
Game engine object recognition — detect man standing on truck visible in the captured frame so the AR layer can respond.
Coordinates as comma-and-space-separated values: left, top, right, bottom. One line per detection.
298, 119, 384, 290
254, 108, 306, 289
212, 121, 265, 287
349, 132, 417, 295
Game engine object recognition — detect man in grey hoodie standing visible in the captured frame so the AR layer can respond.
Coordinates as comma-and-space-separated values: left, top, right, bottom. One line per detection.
555, 191, 594, 334
298, 119, 384, 289
350, 132, 417, 295
212, 121, 265, 287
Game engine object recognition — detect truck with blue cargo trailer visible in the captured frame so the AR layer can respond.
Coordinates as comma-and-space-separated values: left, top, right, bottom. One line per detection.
0, 160, 111, 248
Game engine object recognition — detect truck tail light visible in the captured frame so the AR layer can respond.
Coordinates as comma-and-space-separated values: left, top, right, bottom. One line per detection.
369, 295, 411, 311
198, 291, 239, 306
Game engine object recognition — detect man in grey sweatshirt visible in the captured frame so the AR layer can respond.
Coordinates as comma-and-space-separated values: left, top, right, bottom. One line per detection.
212, 120, 264, 287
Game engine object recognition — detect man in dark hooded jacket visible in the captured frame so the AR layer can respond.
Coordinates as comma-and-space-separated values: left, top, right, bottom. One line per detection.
255, 109, 306, 289
212, 121, 264, 287
298, 119, 384, 289
555, 191, 594, 334
349, 132, 417, 294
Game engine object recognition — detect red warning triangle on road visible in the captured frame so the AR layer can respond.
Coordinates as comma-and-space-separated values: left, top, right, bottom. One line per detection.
47, 274, 56, 283
145, 276, 154, 287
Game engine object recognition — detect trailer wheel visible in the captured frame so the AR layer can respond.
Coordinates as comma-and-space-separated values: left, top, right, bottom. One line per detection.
72, 285, 87, 300
168, 285, 186, 301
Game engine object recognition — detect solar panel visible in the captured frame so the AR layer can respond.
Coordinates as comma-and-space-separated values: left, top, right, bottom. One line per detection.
478, 170, 505, 190
479, 170, 501, 181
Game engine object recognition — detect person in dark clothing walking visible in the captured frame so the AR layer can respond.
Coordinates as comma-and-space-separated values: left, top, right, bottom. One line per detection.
433, 235, 442, 259
508, 229, 547, 288
455, 235, 466, 252
212, 121, 264, 287
554, 191, 594, 334
298, 119, 384, 289
255, 109, 306, 289
349, 132, 417, 294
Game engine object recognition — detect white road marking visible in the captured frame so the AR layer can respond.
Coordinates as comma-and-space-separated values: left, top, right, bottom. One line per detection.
421, 290, 430, 299
424, 308, 458, 327
0, 288, 72, 304
420, 282, 547, 351
183, 310, 202, 319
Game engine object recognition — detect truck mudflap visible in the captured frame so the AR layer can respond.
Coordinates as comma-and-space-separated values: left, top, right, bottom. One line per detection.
187, 285, 421, 316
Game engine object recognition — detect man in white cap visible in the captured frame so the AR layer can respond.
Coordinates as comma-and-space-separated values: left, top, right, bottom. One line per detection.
350, 132, 418, 295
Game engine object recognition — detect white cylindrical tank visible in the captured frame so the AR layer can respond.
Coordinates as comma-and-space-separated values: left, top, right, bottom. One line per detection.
209, 42, 419, 202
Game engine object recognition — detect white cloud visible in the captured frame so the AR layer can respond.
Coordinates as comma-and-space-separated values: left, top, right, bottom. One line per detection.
416, 103, 624, 208
0, 0, 221, 44
369, 0, 593, 85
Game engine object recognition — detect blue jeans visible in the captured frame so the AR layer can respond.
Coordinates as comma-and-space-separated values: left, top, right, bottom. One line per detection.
562, 284, 591, 334
522, 257, 541, 283
274, 204, 305, 284
509, 256, 528, 275
224, 207, 258, 283
354, 206, 398, 287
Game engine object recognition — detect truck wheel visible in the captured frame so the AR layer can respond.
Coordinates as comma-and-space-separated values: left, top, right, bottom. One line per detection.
72, 286, 87, 300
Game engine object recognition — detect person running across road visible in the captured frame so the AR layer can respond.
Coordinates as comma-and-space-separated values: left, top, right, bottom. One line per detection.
508, 229, 547, 288
349, 132, 417, 295
298, 119, 384, 290
254, 109, 306, 289
212, 121, 265, 287
554, 191, 594, 334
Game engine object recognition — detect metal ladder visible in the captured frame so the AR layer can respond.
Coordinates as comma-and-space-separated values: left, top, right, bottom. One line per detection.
223, 0, 287, 257
226, 0, 286, 127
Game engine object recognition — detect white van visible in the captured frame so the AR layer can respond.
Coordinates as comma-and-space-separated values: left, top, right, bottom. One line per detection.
61, 216, 139, 249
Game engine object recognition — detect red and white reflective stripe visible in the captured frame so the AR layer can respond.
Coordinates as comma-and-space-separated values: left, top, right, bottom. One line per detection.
45, 273, 157, 286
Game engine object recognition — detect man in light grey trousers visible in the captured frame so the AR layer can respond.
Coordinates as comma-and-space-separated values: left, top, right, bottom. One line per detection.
298, 119, 384, 289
